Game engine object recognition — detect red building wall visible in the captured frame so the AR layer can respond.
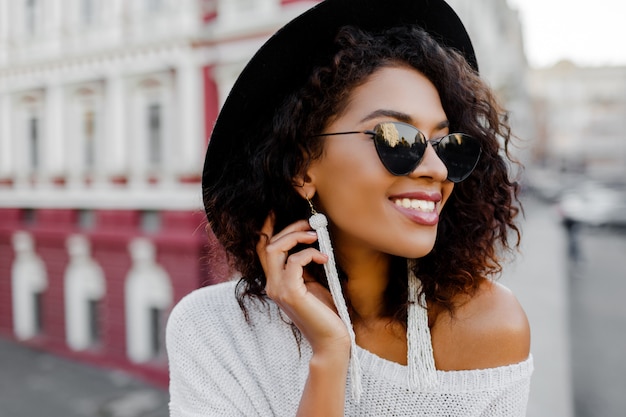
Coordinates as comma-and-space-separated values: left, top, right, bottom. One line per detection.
0, 207, 229, 388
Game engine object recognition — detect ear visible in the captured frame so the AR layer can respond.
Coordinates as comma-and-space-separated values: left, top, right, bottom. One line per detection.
292, 171, 316, 200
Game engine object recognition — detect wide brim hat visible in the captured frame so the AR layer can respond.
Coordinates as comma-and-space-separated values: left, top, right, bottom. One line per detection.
203, 0, 477, 219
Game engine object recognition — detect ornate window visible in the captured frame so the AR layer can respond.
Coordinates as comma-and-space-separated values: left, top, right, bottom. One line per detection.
131, 75, 172, 179
17, 93, 43, 177
69, 85, 102, 178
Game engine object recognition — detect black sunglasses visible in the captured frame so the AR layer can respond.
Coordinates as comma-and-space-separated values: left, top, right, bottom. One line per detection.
315, 121, 482, 183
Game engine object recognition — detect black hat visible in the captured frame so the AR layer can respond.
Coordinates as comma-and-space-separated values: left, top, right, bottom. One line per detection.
203, 0, 477, 216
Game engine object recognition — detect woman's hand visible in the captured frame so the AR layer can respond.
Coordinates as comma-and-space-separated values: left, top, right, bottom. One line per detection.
257, 214, 350, 416
256, 214, 351, 357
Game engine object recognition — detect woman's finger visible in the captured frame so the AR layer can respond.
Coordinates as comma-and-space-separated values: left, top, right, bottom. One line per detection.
268, 219, 313, 243
261, 230, 320, 278
257, 216, 311, 258
265, 248, 327, 299
257, 214, 320, 274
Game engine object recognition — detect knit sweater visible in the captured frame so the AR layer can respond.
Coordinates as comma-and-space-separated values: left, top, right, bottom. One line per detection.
167, 280, 533, 416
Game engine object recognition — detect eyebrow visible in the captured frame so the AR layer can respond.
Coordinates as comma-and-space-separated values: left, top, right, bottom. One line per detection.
359, 109, 449, 130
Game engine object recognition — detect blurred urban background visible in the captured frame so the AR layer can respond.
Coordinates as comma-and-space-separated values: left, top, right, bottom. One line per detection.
0, 1, 624, 416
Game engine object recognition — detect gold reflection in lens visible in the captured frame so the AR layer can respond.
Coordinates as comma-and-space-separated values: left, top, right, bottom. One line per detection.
378, 122, 400, 147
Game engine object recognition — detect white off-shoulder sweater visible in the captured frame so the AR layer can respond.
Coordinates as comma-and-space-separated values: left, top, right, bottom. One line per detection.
167, 280, 533, 416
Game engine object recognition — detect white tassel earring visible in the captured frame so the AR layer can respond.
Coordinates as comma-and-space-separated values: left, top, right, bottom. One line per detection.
407, 259, 438, 390
307, 197, 363, 402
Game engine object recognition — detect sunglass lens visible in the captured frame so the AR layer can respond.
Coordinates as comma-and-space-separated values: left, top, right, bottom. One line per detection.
437, 134, 482, 182
373, 122, 426, 176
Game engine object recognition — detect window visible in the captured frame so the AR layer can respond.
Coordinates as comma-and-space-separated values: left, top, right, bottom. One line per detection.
136, 76, 169, 176
88, 299, 101, 344
147, 103, 162, 167
81, 0, 97, 25
74, 87, 101, 175
28, 116, 39, 170
33, 291, 44, 335
24, 0, 39, 36
149, 306, 164, 357
83, 110, 96, 169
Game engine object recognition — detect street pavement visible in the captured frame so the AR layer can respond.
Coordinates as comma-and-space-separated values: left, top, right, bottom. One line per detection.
502, 194, 574, 417
567, 225, 626, 417
0, 338, 169, 417
0, 193, 581, 417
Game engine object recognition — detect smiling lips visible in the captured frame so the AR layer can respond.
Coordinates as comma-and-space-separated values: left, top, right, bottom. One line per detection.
390, 195, 441, 226
393, 198, 436, 212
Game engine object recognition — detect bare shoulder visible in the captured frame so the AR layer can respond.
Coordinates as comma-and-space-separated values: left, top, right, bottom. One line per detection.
431, 279, 531, 371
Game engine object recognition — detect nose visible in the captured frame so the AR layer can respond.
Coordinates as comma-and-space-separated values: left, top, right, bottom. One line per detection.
407, 142, 448, 182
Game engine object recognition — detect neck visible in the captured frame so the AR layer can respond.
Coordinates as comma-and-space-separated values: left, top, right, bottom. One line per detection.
336, 247, 392, 322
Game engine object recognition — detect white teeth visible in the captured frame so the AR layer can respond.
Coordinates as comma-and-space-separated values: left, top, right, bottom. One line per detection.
394, 198, 435, 212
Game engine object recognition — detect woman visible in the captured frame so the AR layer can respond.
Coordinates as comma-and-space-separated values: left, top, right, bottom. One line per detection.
167, 0, 533, 415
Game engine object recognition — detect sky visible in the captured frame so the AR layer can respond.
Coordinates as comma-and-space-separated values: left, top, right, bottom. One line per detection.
507, 0, 626, 67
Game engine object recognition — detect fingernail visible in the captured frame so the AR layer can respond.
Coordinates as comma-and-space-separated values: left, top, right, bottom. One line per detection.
306, 231, 317, 236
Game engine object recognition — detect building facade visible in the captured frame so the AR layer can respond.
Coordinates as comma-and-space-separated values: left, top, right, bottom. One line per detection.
0, 0, 530, 387
528, 61, 626, 183
0, 0, 318, 387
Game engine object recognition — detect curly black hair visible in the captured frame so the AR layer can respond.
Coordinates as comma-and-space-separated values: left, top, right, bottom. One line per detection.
203, 25, 522, 321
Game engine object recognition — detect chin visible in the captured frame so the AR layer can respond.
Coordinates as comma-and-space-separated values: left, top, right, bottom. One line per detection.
391, 240, 436, 259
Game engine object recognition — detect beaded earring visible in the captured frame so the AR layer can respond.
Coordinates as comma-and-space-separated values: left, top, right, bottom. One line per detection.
307, 197, 363, 401
407, 259, 438, 390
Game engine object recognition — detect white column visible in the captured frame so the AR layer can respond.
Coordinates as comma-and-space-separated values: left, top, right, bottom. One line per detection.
176, 59, 203, 176
43, 83, 65, 183
0, 93, 12, 178
104, 74, 127, 181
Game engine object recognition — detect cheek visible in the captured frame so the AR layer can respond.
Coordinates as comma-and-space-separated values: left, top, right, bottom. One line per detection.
314, 143, 387, 211
313, 147, 389, 226
440, 183, 455, 208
